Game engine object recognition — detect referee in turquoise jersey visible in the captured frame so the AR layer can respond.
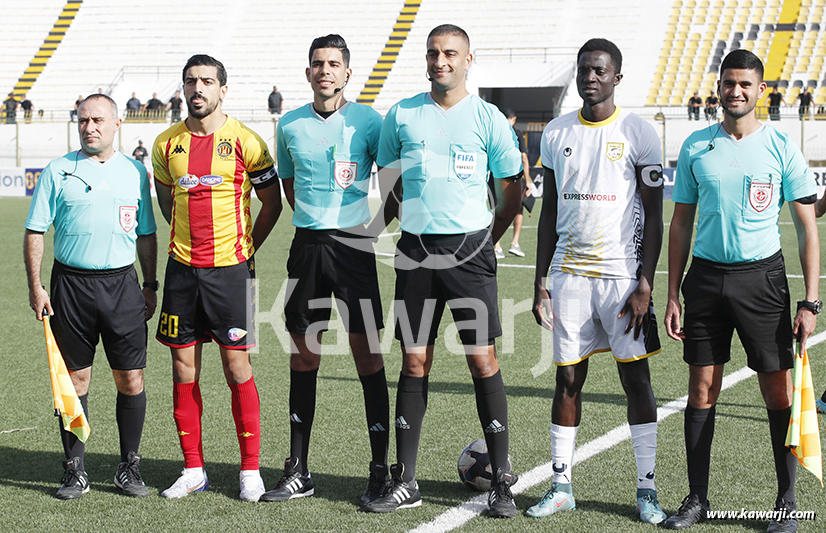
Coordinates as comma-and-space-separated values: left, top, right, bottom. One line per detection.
664, 50, 819, 532
24, 94, 157, 501
364, 24, 523, 518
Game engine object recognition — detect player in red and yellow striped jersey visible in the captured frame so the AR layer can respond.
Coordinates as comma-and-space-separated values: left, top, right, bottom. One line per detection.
153, 54, 282, 502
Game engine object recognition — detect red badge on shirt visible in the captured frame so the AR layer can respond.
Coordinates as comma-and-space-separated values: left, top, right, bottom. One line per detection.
749, 182, 772, 212
335, 161, 357, 189
120, 206, 137, 232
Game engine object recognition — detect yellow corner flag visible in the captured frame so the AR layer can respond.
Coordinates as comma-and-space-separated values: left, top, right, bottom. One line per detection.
785, 343, 822, 486
43, 314, 90, 443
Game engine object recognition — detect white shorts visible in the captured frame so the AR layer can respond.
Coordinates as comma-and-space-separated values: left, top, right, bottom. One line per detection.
549, 271, 661, 366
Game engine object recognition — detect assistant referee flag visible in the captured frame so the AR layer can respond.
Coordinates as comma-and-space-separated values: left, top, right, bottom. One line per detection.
785, 344, 822, 486
43, 314, 90, 443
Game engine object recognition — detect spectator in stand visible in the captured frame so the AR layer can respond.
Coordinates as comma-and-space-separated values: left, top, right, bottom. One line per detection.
71, 95, 83, 122
703, 91, 719, 120
687, 92, 703, 120
132, 141, 148, 164
268, 86, 283, 115
767, 86, 784, 121
143, 93, 163, 119
165, 90, 183, 123
4, 93, 19, 124
795, 87, 813, 120
21, 97, 34, 122
126, 92, 141, 119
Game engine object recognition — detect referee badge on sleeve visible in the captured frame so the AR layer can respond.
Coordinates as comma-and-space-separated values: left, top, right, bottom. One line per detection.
120, 206, 137, 232
749, 182, 772, 212
335, 161, 358, 189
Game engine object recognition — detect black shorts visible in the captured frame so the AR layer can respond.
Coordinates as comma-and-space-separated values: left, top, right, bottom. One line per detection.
50, 261, 147, 371
284, 228, 384, 335
157, 257, 255, 349
681, 251, 794, 372
394, 230, 501, 347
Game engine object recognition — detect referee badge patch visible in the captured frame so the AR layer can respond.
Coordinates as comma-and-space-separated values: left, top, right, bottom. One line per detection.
749, 182, 772, 212
335, 161, 358, 189
606, 142, 624, 161
454, 151, 476, 180
120, 206, 137, 232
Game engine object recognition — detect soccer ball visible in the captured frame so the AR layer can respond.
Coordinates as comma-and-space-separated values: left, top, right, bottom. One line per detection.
457, 439, 493, 491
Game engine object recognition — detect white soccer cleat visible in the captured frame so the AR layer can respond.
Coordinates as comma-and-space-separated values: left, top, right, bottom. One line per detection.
239, 470, 265, 502
161, 468, 209, 499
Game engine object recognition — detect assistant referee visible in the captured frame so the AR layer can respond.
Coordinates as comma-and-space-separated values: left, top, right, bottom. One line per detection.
24, 93, 158, 500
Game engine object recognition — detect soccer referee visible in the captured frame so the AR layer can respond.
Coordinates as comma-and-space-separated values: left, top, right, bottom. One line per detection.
363, 24, 523, 518
24, 94, 158, 500
260, 34, 390, 507
664, 50, 819, 532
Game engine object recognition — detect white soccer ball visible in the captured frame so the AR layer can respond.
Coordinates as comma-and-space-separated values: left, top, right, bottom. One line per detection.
457, 439, 493, 491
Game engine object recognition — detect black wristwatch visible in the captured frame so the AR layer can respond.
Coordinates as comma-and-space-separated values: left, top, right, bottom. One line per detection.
797, 299, 822, 315
143, 280, 159, 291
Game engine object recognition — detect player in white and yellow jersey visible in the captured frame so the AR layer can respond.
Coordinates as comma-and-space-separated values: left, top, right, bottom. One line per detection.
529, 38, 666, 524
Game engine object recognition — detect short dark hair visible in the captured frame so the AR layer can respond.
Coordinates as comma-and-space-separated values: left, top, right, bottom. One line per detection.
79, 93, 119, 118
577, 38, 623, 73
504, 108, 517, 119
183, 54, 227, 86
309, 34, 350, 66
720, 49, 763, 80
428, 24, 470, 48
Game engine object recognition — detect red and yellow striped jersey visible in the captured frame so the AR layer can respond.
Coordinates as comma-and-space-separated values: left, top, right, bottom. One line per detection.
153, 117, 276, 267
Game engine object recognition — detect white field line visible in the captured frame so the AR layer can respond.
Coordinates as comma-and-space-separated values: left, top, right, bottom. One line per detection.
407, 332, 826, 533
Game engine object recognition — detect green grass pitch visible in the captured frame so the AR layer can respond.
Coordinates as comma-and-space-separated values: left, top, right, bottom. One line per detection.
0, 196, 824, 532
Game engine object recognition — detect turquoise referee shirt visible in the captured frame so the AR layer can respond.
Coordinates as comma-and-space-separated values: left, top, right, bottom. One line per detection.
277, 101, 382, 229
377, 93, 522, 235
673, 124, 814, 264
25, 150, 157, 270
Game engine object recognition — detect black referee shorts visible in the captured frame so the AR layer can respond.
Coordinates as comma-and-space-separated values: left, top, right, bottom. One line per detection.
394, 230, 501, 347
50, 261, 147, 371
682, 250, 794, 372
284, 228, 384, 335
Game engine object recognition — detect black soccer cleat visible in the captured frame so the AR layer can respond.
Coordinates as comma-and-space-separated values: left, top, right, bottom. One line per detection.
55, 456, 90, 500
362, 463, 421, 513
767, 499, 798, 533
359, 461, 390, 508
114, 451, 149, 497
664, 494, 710, 529
488, 468, 518, 518
260, 457, 314, 502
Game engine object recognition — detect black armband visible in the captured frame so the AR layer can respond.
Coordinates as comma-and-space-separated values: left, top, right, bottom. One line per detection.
794, 194, 817, 205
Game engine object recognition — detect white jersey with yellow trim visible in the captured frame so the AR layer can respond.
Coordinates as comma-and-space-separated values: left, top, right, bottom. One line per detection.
541, 106, 663, 279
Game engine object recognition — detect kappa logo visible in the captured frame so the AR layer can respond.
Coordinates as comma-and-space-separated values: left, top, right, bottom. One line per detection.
171, 145, 186, 155
395, 416, 410, 430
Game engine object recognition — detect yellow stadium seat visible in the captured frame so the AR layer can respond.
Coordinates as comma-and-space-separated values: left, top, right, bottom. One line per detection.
686, 0, 696, 7
700, 0, 710, 6
646, 96, 658, 107
742, 0, 753, 6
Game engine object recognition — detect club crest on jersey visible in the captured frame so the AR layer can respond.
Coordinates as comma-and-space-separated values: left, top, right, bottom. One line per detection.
119, 206, 137, 232
454, 151, 476, 180
334, 161, 358, 189
606, 142, 624, 161
200, 175, 223, 187
178, 174, 199, 189
563, 147, 572, 157
749, 182, 772, 212
216, 141, 233, 158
